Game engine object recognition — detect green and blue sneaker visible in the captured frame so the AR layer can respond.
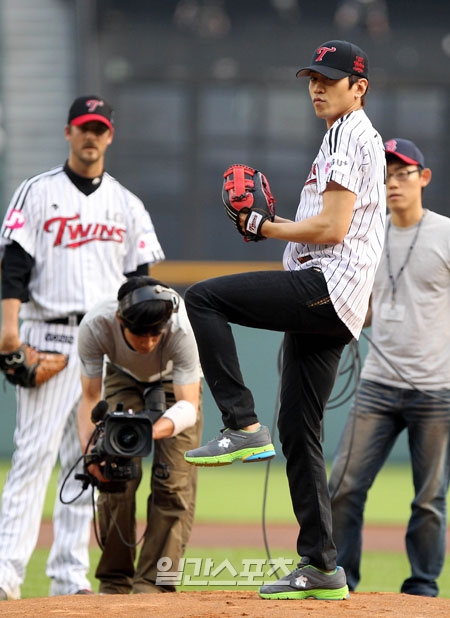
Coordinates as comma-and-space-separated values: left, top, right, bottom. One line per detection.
259, 561, 349, 600
184, 425, 275, 466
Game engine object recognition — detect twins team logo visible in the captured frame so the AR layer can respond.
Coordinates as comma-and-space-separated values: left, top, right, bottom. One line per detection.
4, 209, 26, 230
44, 214, 125, 248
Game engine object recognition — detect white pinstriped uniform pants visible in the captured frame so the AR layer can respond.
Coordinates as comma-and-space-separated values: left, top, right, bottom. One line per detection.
0, 321, 92, 598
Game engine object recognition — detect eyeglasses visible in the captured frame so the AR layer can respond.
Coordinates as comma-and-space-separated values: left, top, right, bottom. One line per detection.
386, 168, 421, 183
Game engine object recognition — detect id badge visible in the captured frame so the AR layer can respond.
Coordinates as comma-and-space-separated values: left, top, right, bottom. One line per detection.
380, 302, 406, 322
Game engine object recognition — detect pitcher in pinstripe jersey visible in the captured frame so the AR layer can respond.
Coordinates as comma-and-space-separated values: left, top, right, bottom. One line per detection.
0, 95, 165, 600
183, 41, 386, 601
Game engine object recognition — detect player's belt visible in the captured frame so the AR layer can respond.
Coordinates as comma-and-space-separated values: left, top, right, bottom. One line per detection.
298, 254, 313, 264
45, 314, 85, 326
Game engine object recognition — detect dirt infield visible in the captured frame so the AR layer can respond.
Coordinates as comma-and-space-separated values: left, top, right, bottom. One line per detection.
0, 521, 443, 616
38, 519, 450, 552
2, 590, 450, 618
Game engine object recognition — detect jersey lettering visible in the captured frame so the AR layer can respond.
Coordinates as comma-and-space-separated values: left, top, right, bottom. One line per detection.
45, 333, 75, 344
325, 154, 350, 175
44, 214, 126, 248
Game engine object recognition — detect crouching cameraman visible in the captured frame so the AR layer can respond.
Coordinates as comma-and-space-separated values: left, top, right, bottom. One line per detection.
77, 275, 203, 594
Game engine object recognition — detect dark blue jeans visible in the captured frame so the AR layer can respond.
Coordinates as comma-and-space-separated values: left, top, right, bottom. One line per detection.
329, 379, 450, 596
185, 269, 352, 570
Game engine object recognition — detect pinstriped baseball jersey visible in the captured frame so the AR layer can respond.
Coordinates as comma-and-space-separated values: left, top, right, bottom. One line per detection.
0, 166, 165, 321
283, 109, 386, 339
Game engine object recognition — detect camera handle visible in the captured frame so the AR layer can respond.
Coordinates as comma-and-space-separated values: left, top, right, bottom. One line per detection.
143, 382, 167, 423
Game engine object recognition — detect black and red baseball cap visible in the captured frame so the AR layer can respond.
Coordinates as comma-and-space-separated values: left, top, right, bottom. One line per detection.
296, 40, 368, 80
384, 138, 425, 168
67, 95, 114, 130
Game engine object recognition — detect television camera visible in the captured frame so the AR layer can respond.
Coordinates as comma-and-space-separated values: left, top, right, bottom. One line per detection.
77, 382, 166, 492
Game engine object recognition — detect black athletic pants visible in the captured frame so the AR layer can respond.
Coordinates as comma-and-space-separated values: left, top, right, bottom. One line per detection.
185, 269, 352, 571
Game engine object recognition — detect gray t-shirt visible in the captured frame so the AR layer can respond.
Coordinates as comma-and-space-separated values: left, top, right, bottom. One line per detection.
78, 296, 201, 385
361, 210, 450, 390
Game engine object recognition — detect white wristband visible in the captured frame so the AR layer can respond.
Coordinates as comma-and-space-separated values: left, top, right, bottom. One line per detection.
162, 400, 197, 437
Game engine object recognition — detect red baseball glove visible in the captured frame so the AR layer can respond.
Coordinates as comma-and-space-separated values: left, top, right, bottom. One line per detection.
222, 164, 276, 242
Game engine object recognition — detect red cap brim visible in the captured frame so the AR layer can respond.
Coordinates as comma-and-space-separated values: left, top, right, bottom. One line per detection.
387, 152, 420, 166
70, 114, 113, 131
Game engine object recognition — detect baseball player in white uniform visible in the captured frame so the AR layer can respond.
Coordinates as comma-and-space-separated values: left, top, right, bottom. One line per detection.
0, 95, 165, 600
183, 40, 386, 601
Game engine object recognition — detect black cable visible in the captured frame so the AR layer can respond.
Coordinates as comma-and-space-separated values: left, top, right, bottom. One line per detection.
261, 337, 362, 577
58, 453, 87, 505
91, 486, 103, 548
327, 340, 361, 409
60, 469, 104, 551
360, 330, 450, 403
327, 387, 361, 503
60, 448, 148, 550
328, 330, 450, 500
59, 424, 100, 505
261, 344, 283, 576
265, 328, 450, 515
93, 491, 148, 551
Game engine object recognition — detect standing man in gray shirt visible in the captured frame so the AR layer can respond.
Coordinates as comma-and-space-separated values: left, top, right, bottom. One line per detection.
77, 275, 203, 594
329, 138, 450, 597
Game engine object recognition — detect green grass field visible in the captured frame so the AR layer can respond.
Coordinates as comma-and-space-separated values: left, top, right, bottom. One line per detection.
0, 460, 422, 525
1, 460, 450, 598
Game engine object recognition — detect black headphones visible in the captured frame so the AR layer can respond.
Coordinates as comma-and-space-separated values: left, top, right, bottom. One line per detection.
118, 284, 180, 319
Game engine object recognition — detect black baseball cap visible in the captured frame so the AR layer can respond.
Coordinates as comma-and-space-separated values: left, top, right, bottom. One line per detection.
296, 40, 368, 80
67, 95, 114, 130
384, 138, 425, 168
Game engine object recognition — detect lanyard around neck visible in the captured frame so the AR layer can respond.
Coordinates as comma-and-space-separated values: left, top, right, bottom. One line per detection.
385, 215, 424, 307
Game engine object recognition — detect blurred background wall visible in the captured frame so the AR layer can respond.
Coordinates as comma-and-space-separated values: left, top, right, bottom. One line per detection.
0, 0, 449, 460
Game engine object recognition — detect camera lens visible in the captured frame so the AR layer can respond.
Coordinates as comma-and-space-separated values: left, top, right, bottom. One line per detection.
117, 425, 139, 451
115, 425, 140, 452
103, 415, 153, 458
